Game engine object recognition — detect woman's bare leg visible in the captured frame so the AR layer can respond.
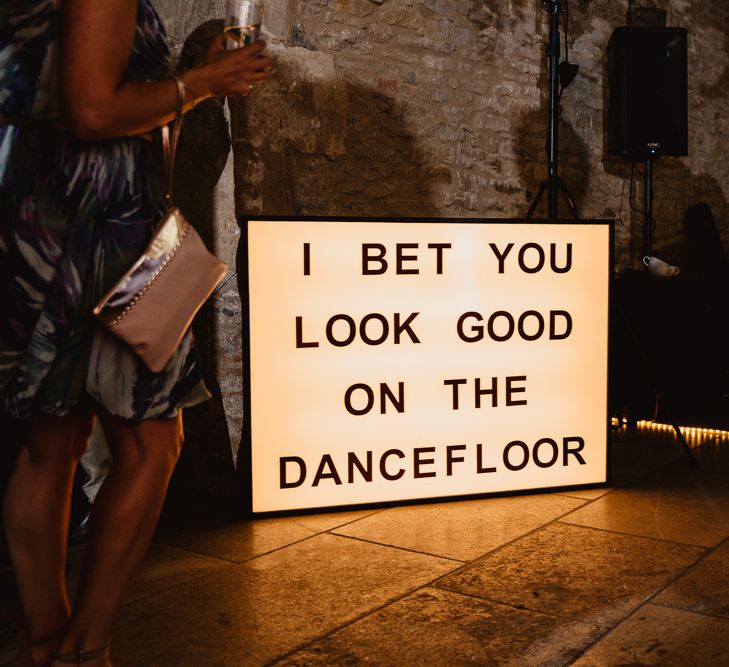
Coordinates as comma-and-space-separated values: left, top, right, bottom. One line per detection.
3, 409, 94, 665
54, 410, 183, 665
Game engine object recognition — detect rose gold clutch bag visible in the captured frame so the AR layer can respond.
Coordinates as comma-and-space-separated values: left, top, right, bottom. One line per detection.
93, 78, 227, 373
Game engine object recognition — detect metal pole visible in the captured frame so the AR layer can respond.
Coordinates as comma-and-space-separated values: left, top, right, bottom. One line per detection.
644, 157, 653, 261
547, 1, 561, 220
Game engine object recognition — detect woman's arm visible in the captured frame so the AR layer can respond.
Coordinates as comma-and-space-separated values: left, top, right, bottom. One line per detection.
60, 0, 272, 140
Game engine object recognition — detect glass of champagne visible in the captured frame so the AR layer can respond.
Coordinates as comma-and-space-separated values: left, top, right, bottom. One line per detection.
224, 0, 264, 50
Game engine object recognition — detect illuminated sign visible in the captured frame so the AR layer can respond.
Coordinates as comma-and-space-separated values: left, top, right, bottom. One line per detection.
243, 218, 611, 513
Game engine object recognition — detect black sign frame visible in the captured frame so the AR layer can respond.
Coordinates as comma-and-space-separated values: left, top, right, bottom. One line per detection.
239, 216, 614, 518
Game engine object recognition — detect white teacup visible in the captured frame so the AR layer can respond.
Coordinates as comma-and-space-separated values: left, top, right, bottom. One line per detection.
643, 256, 680, 278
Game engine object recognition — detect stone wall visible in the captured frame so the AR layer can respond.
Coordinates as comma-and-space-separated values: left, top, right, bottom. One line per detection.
155, 0, 729, 498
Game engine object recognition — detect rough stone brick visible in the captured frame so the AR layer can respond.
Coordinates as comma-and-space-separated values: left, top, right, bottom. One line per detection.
152, 0, 729, 498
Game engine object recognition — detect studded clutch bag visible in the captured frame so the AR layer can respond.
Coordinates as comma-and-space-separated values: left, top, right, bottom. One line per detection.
93, 77, 227, 373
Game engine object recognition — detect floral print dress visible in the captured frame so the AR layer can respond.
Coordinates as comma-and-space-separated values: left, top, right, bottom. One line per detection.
0, 0, 209, 420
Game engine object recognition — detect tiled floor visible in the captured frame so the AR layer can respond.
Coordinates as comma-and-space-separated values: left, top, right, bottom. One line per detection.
3, 424, 729, 666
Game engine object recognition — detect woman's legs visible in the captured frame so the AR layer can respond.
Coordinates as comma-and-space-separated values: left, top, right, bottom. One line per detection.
55, 410, 183, 664
3, 409, 94, 664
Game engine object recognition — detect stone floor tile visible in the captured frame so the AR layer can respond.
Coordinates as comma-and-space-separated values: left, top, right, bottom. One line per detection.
655, 439, 729, 488
155, 510, 377, 562
572, 603, 729, 666
556, 486, 613, 500
110, 533, 458, 666
282, 509, 383, 533
437, 523, 704, 627
65, 543, 231, 605
275, 586, 604, 667
332, 494, 586, 561
654, 539, 729, 618
559, 488, 729, 548
607, 425, 690, 486
560, 448, 729, 547
552, 426, 702, 501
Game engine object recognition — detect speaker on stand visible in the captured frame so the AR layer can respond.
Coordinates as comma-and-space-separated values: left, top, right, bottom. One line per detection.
607, 26, 688, 258
606, 23, 697, 467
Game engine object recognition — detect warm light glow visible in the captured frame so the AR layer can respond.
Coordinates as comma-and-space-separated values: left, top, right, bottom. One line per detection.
247, 220, 611, 513
616, 420, 729, 441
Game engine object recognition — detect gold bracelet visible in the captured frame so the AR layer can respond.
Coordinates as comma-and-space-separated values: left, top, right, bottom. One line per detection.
172, 75, 189, 108
174, 74, 202, 109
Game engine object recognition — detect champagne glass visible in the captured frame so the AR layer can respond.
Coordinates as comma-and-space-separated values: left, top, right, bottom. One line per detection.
224, 0, 264, 50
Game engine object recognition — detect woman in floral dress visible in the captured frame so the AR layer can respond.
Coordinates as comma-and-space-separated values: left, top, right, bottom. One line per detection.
0, 1, 272, 664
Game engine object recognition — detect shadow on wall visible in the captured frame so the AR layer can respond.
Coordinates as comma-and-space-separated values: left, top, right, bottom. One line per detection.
165, 20, 240, 506
158, 30, 444, 508
229, 55, 442, 217
227, 59, 443, 509
467, 0, 540, 58
510, 0, 595, 218
565, 0, 600, 42
602, 156, 729, 269
511, 46, 591, 219
597, 22, 729, 269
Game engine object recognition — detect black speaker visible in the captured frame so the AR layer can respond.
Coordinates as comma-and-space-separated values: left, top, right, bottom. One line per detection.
607, 27, 688, 160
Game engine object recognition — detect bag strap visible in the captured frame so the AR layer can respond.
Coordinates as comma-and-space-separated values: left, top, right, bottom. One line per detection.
161, 77, 186, 207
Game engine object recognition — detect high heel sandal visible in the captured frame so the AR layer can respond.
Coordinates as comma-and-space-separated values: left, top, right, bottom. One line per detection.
54, 646, 108, 664
15, 626, 67, 667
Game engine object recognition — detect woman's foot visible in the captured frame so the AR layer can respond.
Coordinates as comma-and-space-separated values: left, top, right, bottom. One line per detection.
52, 645, 110, 666
14, 626, 67, 667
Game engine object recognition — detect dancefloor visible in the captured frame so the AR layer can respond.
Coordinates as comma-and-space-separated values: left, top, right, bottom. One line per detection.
3, 423, 729, 665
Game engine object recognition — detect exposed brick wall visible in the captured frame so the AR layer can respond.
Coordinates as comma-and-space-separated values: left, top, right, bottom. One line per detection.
155, 0, 729, 496
235, 0, 729, 267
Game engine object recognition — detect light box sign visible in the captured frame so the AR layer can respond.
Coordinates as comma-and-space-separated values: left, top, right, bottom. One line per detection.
243, 218, 611, 514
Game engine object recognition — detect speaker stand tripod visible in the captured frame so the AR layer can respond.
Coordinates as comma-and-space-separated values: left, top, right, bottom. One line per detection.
616, 150, 699, 470
615, 299, 700, 470
527, 1, 579, 221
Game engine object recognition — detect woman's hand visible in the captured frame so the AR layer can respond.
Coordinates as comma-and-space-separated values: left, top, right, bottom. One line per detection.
193, 35, 273, 97
182, 36, 274, 102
